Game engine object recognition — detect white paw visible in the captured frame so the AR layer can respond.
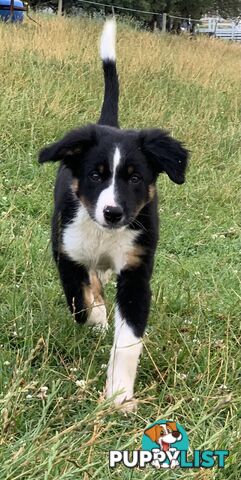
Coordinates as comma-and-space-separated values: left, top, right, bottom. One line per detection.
106, 375, 138, 411
118, 398, 138, 414
105, 383, 138, 413
106, 385, 132, 403
86, 303, 107, 329
106, 356, 135, 406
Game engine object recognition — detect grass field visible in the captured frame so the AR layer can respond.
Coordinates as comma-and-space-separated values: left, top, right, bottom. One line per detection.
0, 15, 240, 479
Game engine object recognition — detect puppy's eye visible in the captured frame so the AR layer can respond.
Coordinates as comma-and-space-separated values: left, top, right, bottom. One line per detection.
89, 171, 101, 182
129, 173, 142, 184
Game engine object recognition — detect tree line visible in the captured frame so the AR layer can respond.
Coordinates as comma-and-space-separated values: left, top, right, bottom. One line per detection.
29, 0, 241, 21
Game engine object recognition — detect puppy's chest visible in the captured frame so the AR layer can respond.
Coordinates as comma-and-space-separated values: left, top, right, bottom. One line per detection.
62, 207, 139, 273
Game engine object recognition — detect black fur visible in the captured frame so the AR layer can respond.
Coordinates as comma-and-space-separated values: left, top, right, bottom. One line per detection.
98, 60, 119, 127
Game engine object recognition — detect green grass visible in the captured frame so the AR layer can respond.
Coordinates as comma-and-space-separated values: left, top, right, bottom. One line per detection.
0, 15, 240, 479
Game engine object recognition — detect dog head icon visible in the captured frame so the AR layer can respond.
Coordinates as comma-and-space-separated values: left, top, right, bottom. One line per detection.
144, 421, 182, 451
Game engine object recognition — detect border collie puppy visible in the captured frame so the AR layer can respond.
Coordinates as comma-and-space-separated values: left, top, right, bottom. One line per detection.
39, 19, 189, 411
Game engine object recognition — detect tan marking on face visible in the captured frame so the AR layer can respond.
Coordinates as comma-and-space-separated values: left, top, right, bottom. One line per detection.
149, 184, 156, 201
83, 271, 105, 313
64, 149, 74, 156
135, 201, 146, 216
79, 195, 91, 210
72, 178, 79, 194
127, 165, 134, 175
125, 245, 145, 269
73, 147, 82, 154
134, 185, 156, 218
98, 164, 104, 174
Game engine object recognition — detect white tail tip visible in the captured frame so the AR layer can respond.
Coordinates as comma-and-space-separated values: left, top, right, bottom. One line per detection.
100, 19, 116, 62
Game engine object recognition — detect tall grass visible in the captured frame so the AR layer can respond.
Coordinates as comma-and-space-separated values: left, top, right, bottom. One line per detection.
0, 15, 240, 479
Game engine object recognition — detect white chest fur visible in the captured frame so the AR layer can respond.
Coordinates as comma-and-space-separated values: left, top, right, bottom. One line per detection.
62, 206, 139, 274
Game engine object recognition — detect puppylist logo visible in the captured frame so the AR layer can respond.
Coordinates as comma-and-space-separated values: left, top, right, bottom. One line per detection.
109, 420, 229, 470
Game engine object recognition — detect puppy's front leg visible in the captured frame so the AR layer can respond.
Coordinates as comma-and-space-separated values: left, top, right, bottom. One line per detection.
106, 267, 151, 409
57, 253, 107, 327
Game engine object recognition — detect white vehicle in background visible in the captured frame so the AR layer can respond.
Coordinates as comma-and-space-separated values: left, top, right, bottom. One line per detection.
197, 16, 241, 41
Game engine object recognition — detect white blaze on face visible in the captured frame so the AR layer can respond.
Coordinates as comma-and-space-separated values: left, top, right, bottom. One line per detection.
95, 146, 121, 225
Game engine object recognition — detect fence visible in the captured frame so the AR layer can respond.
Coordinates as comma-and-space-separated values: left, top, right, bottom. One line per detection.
47, 2, 241, 42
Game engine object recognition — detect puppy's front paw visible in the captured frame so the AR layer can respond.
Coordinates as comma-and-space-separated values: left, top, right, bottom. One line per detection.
106, 386, 138, 413
118, 397, 138, 414
105, 378, 138, 412
86, 303, 107, 329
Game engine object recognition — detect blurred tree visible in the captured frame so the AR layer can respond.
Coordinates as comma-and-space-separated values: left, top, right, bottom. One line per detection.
171, 0, 241, 18
212, 0, 241, 18
28, 0, 241, 19
172, 0, 213, 18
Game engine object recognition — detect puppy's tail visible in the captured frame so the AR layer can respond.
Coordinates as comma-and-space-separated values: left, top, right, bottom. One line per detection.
98, 19, 119, 128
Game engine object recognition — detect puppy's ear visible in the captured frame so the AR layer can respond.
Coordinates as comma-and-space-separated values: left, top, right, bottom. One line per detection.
38, 124, 98, 173
166, 421, 177, 431
140, 129, 189, 184
144, 424, 161, 443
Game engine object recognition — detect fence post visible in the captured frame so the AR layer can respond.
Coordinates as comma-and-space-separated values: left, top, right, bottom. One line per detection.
162, 12, 167, 33
10, 0, 14, 21
57, 0, 63, 16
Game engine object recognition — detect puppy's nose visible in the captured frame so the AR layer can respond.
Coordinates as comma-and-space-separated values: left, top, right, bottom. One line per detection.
172, 431, 180, 438
104, 206, 123, 225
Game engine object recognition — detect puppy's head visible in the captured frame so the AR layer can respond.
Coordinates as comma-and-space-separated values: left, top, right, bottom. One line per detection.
39, 124, 188, 229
